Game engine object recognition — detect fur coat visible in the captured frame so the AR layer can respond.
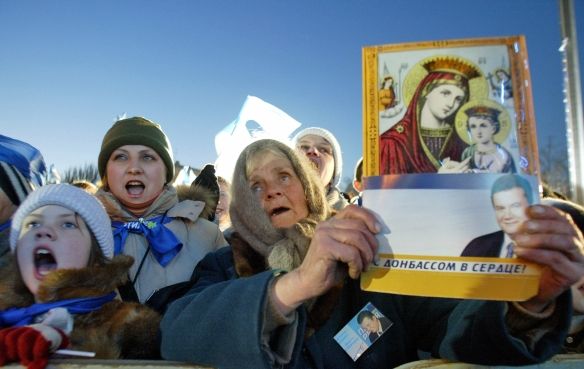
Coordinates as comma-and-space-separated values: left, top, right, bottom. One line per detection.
0, 255, 161, 359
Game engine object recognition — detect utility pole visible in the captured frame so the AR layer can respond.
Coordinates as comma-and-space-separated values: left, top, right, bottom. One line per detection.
559, 0, 584, 203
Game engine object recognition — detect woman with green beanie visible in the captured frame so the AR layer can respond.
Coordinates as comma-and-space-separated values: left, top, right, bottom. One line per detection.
95, 116, 227, 305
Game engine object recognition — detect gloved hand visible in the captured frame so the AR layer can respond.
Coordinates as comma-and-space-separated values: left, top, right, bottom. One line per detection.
191, 164, 220, 221
0, 324, 68, 369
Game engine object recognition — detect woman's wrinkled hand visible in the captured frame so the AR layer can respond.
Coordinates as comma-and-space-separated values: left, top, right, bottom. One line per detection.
516, 205, 584, 313
273, 205, 380, 314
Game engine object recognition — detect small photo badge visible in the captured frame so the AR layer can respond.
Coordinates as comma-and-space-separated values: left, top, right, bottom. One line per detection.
334, 302, 393, 361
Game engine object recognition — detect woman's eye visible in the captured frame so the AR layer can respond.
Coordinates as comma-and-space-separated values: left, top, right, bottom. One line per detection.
280, 174, 291, 183
319, 147, 332, 155
113, 153, 127, 161
24, 221, 40, 229
143, 154, 155, 161
299, 145, 310, 152
62, 221, 78, 229
250, 184, 263, 194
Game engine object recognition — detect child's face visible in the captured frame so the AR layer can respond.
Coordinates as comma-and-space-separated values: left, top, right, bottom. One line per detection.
16, 205, 92, 297
106, 145, 167, 213
468, 116, 496, 144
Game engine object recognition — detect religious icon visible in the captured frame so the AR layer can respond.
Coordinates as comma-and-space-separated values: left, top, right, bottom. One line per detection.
455, 99, 516, 173
487, 68, 513, 104
378, 55, 489, 175
363, 36, 538, 178
360, 36, 542, 301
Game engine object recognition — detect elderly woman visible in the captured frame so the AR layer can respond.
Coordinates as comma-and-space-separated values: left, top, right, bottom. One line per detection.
161, 139, 584, 369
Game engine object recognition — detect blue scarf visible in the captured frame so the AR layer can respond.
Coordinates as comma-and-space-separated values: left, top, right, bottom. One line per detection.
111, 214, 182, 267
0, 220, 10, 233
0, 292, 116, 327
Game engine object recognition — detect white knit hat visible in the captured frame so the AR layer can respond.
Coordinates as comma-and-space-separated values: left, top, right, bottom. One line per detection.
292, 127, 343, 187
10, 184, 114, 259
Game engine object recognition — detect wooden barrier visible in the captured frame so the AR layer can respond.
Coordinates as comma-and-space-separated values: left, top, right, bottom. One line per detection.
2, 359, 213, 369
395, 354, 584, 369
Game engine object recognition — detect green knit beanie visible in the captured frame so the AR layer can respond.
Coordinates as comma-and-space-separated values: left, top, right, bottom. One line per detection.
98, 117, 175, 183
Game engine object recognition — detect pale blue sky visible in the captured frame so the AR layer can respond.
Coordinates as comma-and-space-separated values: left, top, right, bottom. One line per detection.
1, 0, 582, 187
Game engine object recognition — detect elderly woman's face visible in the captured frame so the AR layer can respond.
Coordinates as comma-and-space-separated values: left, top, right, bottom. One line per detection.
247, 150, 309, 228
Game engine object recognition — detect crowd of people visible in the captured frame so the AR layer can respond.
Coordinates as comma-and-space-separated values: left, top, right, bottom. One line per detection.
0, 115, 583, 369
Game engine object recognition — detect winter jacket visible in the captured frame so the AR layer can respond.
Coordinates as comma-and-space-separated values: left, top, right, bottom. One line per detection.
0, 255, 161, 359
96, 186, 227, 304
160, 243, 571, 369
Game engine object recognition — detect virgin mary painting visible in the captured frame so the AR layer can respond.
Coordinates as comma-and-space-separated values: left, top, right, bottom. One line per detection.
379, 55, 487, 174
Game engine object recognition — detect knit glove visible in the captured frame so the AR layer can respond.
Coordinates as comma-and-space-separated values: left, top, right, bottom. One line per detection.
0, 324, 69, 369
191, 164, 220, 221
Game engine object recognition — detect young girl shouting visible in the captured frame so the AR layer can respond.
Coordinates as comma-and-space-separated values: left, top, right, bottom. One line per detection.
0, 184, 160, 369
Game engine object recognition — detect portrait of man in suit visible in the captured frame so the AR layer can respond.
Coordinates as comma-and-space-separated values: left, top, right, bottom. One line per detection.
357, 310, 392, 344
461, 174, 535, 258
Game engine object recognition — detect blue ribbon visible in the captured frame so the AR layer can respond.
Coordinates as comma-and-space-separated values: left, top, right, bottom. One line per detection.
0, 292, 116, 327
111, 214, 183, 267
0, 220, 10, 233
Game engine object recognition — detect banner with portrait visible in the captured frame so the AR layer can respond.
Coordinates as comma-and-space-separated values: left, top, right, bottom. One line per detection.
360, 36, 542, 300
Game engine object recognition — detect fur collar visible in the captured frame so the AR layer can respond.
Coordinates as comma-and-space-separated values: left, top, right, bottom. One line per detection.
96, 185, 179, 222
175, 183, 217, 221
0, 255, 133, 310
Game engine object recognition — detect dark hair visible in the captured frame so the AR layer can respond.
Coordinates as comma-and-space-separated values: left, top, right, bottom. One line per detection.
87, 231, 108, 267
354, 158, 363, 184
466, 115, 501, 135
491, 174, 534, 205
357, 310, 375, 324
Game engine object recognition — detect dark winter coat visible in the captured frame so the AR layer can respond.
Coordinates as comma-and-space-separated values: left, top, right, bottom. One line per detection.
160, 242, 571, 369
